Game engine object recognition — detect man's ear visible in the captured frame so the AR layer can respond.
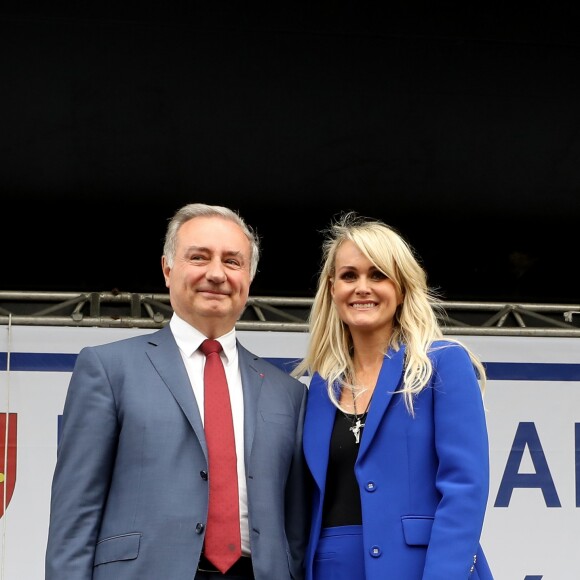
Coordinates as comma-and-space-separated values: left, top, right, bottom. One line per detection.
161, 256, 171, 288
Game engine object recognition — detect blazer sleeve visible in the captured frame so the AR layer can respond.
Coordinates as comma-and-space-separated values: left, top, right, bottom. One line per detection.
423, 343, 490, 579
284, 378, 310, 580
45, 346, 118, 580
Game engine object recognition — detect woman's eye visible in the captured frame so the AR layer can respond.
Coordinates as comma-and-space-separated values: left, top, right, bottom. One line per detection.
371, 270, 388, 280
340, 271, 356, 281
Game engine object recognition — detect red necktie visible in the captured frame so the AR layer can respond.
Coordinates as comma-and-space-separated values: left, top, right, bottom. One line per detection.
200, 339, 241, 573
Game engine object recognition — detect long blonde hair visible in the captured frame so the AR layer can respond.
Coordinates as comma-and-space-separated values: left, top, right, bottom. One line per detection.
292, 212, 486, 414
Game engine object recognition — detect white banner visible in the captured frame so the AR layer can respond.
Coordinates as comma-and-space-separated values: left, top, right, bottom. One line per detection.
1, 326, 579, 579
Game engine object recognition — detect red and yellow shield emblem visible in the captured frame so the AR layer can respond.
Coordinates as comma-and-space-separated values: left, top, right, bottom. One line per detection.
0, 413, 17, 519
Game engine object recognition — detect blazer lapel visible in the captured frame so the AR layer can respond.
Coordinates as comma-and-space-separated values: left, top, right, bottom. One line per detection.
145, 326, 207, 456
357, 344, 406, 463
303, 374, 336, 491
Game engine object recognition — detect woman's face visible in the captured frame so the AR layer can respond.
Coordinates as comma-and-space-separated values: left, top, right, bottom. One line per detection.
330, 240, 402, 336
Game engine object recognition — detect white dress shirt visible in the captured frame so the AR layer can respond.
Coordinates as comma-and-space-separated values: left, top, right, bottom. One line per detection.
170, 313, 250, 555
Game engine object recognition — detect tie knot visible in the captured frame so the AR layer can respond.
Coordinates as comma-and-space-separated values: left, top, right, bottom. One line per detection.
200, 339, 223, 357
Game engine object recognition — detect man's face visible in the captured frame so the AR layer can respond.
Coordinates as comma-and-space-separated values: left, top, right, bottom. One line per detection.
162, 216, 252, 338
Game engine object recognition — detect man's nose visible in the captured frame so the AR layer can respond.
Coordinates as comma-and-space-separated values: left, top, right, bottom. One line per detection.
205, 259, 227, 282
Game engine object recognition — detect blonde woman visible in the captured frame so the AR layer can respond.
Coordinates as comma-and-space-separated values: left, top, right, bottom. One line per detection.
294, 212, 493, 579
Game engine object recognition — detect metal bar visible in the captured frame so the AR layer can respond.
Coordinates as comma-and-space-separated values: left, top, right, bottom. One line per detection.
0, 291, 579, 336
512, 306, 575, 329
31, 295, 88, 316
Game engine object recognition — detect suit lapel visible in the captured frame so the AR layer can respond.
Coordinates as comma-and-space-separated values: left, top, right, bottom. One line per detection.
145, 325, 207, 457
237, 342, 263, 471
357, 344, 406, 463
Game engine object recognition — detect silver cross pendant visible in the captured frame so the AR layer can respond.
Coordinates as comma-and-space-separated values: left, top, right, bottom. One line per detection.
350, 418, 365, 444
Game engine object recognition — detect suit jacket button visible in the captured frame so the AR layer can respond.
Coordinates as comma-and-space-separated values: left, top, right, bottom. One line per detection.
196, 523, 205, 534
200, 470, 208, 480
370, 545, 382, 557
365, 481, 377, 492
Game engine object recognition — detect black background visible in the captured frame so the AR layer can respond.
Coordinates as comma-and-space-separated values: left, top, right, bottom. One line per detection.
1, 4, 579, 302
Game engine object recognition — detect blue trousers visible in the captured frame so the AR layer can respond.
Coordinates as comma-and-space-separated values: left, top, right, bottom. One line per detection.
313, 525, 365, 580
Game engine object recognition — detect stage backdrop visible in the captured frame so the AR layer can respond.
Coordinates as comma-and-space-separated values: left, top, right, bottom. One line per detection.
1, 325, 579, 579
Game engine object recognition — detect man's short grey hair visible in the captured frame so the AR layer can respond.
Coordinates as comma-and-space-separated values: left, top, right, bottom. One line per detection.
163, 203, 261, 280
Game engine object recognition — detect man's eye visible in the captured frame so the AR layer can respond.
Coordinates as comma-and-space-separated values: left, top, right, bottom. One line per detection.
225, 259, 241, 267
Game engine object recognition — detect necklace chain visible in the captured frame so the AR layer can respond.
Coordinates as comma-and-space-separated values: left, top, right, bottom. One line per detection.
348, 386, 371, 444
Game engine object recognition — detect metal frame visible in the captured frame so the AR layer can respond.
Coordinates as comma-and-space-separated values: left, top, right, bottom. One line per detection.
1, 291, 579, 336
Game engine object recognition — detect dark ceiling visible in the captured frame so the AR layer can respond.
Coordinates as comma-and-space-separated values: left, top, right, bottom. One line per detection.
1, 4, 579, 302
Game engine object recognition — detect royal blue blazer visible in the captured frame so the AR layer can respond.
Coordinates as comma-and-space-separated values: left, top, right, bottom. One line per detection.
303, 341, 493, 579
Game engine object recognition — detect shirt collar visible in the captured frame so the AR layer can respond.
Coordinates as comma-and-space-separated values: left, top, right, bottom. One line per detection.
169, 313, 237, 364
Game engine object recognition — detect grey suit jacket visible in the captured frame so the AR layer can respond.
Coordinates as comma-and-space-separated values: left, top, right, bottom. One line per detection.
45, 325, 309, 580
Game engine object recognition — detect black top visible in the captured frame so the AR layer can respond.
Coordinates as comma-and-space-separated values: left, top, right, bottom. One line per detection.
321, 409, 367, 528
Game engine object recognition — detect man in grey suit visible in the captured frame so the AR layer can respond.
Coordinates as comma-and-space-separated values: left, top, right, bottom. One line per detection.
45, 203, 309, 580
